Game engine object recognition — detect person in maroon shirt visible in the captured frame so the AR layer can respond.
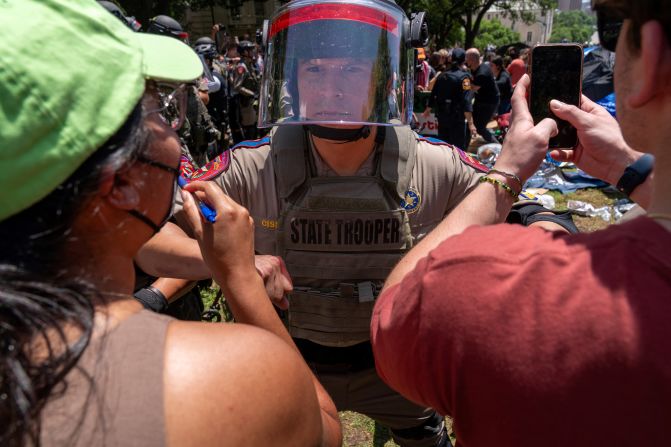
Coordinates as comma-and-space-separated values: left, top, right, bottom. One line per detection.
372, 0, 671, 445
506, 47, 528, 87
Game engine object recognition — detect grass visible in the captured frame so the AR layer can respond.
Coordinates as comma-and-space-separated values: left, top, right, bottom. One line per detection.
198, 187, 619, 446
546, 187, 628, 232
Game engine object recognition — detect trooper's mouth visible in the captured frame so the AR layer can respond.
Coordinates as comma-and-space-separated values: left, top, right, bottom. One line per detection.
315, 111, 352, 118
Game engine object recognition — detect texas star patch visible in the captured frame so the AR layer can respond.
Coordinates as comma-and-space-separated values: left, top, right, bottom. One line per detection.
400, 188, 421, 214
462, 77, 471, 91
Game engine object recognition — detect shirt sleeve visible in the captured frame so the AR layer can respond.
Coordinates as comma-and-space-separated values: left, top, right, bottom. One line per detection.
442, 146, 487, 215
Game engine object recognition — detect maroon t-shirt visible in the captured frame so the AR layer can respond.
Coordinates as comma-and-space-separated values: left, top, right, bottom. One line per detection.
507, 58, 526, 86
372, 217, 671, 446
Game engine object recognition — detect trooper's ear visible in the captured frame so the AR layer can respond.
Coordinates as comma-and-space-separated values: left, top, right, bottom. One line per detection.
98, 166, 141, 211
627, 21, 671, 108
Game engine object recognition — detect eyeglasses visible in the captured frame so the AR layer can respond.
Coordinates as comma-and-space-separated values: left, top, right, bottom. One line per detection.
145, 83, 188, 130
596, 7, 625, 52
136, 155, 180, 175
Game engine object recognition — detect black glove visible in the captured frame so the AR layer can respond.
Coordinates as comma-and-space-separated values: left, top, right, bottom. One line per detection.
506, 203, 579, 234
134, 286, 169, 313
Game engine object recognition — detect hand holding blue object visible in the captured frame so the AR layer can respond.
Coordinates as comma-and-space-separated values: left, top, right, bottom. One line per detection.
178, 176, 217, 222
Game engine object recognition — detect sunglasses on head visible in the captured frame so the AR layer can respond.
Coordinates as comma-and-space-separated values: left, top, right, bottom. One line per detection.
595, 6, 626, 52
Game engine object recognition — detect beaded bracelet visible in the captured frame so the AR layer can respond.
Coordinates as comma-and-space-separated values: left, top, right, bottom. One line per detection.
479, 175, 519, 198
488, 169, 523, 190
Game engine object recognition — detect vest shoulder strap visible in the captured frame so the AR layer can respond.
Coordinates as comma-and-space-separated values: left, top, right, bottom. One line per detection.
271, 126, 309, 199
272, 125, 417, 201
380, 126, 417, 200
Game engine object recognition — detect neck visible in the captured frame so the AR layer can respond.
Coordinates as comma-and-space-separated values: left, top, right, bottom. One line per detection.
68, 212, 146, 306
634, 106, 671, 228
646, 151, 671, 227
311, 128, 378, 175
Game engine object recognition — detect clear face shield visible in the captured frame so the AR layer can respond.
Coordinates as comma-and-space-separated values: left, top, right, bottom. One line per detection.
258, 0, 426, 129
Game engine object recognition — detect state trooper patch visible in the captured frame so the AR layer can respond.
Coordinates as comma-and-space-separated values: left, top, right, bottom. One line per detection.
462, 78, 471, 91
401, 188, 421, 214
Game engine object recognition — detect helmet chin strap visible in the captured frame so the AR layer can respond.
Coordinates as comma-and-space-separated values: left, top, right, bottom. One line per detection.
307, 125, 371, 143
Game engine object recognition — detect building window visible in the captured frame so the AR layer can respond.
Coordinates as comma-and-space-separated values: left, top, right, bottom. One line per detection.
527, 31, 533, 42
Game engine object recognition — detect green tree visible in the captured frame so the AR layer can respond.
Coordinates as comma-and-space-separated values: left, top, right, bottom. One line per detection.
473, 19, 521, 51
549, 10, 596, 44
398, 0, 556, 49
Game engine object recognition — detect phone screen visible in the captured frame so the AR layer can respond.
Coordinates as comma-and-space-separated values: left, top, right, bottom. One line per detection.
529, 45, 583, 148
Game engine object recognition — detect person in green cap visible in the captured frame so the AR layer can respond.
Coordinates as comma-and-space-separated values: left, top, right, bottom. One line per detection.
0, 1, 340, 446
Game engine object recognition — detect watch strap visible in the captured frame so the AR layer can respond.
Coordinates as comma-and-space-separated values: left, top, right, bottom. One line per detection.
616, 153, 654, 196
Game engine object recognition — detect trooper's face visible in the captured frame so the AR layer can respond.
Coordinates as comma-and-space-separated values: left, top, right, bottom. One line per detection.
296, 58, 375, 123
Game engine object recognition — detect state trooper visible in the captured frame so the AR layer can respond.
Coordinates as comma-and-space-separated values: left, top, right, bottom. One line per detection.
424, 48, 476, 150
195, 36, 230, 155
146, 14, 189, 43
177, 0, 576, 445
229, 40, 262, 142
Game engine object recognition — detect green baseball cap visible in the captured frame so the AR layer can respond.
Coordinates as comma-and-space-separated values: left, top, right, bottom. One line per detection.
0, 0, 203, 221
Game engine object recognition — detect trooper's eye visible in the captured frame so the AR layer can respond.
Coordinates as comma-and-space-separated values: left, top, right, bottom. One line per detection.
343, 65, 364, 74
305, 65, 321, 73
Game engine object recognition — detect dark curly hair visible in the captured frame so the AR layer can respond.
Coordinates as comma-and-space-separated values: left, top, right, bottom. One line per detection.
0, 101, 150, 446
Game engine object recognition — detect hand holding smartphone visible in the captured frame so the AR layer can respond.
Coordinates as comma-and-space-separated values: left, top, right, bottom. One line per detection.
528, 44, 583, 149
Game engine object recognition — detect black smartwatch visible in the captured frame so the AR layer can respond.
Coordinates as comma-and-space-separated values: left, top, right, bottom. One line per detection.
616, 153, 654, 197
134, 286, 169, 313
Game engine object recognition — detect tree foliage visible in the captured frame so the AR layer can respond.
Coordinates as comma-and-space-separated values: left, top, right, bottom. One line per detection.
398, 0, 556, 49
473, 19, 521, 51
549, 10, 596, 44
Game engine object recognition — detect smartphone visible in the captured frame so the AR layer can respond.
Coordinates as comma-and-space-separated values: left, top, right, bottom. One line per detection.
529, 44, 583, 149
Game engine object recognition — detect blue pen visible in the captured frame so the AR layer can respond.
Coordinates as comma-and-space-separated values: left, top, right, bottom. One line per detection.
178, 176, 217, 223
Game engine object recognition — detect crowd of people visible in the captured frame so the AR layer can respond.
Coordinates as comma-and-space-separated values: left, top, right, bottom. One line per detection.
101, 1, 266, 170
1, 0, 669, 446
420, 45, 528, 148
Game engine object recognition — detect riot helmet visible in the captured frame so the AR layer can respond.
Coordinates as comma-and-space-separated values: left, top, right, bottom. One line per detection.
147, 15, 189, 43
195, 36, 215, 46
97, 1, 141, 31
258, 0, 428, 129
195, 43, 217, 59
237, 40, 256, 58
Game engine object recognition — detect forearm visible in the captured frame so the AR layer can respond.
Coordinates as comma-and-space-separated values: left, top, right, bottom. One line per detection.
219, 269, 341, 446
465, 111, 474, 125
239, 87, 255, 97
384, 177, 515, 291
151, 277, 198, 303
135, 222, 211, 280
135, 241, 210, 280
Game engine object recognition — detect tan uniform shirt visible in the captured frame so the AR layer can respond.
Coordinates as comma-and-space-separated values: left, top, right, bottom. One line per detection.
199, 132, 486, 255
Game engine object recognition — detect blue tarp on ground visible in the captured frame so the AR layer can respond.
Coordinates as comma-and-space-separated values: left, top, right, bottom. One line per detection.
524, 156, 609, 193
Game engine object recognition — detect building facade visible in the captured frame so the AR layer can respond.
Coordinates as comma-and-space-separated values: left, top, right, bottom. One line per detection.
485, 2, 555, 45
184, 0, 281, 41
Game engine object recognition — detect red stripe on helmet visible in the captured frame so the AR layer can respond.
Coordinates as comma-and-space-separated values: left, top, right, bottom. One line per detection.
268, 3, 399, 40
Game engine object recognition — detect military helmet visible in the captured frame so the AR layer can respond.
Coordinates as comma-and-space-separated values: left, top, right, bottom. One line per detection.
257, 0, 428, 128
195, 43, 217, 59
147, 15, 189, 43
97, 1, 141, 31
195, 36, 215, 46
237, 40, 256, 55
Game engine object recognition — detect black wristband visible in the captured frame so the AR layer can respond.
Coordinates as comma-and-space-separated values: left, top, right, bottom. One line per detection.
134, 286, 169, 313
616, 154, 655, 197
